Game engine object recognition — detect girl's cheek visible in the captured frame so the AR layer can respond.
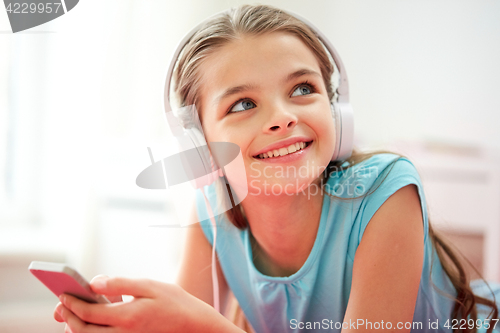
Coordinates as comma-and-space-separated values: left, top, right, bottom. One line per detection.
246, 162, 261, 180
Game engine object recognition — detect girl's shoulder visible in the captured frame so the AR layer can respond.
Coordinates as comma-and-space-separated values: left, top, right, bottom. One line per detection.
324, 152, 423, 199
331, 152, 430, 251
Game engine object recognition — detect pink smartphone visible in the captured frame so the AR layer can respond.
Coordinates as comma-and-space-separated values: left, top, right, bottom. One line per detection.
29, 261, 110, 304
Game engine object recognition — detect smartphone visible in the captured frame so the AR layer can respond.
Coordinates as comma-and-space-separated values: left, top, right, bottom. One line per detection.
29, 261, 110, 304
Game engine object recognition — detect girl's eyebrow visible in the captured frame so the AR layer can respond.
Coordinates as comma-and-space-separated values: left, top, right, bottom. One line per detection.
213, 68, 321, 106
285, 68, 321, 83
214, 83, 258, 105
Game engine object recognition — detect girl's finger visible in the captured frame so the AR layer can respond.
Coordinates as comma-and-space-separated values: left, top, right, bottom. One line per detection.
90, 276, 122, 303
54, 302, 64, 322
59, 294, 122, 327
91, 277, 155, 298
58, 303, 115, 333
89, 275, 109, 294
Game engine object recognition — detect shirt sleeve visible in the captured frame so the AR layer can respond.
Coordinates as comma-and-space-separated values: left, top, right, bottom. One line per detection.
357, 156, 429, 246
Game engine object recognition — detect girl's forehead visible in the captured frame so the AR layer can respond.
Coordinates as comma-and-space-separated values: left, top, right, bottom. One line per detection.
205, 32, 320, 72
198, 32, 323, 110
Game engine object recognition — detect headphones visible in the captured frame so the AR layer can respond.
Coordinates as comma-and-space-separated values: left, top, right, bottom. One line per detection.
160, 7, 354, 314
163, 9, 354, 181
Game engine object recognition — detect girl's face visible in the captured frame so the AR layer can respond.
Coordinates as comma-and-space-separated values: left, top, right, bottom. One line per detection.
198, 32, 336, 196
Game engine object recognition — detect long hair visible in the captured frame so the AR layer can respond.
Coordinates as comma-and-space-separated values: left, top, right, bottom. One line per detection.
172, 4, 499, 331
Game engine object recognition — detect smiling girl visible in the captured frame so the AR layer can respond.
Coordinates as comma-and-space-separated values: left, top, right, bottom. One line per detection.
54, 4, 499, 333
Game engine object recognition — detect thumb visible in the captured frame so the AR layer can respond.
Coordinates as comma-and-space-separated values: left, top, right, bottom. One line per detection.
90, 276, 155, 298
90, 275, 122, 303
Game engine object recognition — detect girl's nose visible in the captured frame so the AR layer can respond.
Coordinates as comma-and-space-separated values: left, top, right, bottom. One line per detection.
262, 104, 298, 133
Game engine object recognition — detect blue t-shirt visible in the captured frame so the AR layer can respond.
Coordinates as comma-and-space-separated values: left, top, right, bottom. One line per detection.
195, 153, 500, 333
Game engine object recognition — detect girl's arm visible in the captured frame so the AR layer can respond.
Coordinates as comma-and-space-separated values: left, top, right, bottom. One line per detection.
342, 184, 424, 333
53, 200, 244, 333
176, 200, 231, 314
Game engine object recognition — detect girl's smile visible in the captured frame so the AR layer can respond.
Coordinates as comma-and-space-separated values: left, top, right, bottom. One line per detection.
198, 31, 336, 195
252, 138, 313, 164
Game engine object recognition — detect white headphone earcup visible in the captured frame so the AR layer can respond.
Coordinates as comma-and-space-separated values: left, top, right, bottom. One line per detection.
331, 102, 354, 162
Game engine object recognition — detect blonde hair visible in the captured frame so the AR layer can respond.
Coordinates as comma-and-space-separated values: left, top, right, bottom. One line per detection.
173, 4, 498, 331
174, 4, 335, 117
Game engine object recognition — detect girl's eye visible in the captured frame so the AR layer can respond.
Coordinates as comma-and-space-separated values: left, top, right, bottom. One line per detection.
291, 83, 313, 97
229, 99, 256, 113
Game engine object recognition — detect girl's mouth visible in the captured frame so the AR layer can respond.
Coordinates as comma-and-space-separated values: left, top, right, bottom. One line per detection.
253, 141, 313, 160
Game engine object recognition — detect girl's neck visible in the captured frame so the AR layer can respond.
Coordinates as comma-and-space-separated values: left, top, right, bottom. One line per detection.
242, 188, 325, 277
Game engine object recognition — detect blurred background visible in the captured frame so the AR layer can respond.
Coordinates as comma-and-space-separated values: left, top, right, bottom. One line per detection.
1, 0, 499, 331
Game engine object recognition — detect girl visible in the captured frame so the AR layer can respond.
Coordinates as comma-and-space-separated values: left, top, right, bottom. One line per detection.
54, 4, 500, 333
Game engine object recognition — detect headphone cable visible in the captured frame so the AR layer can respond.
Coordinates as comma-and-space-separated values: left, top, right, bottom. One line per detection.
201, 191, 220, 313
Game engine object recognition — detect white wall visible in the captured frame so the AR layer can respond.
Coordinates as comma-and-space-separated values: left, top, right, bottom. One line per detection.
323, 1, 500, 151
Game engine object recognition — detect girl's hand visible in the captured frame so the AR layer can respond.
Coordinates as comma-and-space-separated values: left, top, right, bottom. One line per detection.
53, 275, 122, 323
53, 276, 235, 333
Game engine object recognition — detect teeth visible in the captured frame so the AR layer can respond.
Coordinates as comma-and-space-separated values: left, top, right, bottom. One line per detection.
287, 144, 297, 153
278, 148, 288, 156
257, 141, 309, 159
